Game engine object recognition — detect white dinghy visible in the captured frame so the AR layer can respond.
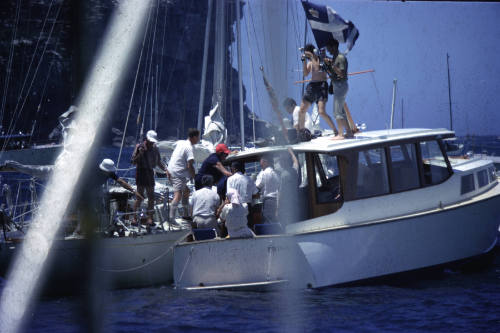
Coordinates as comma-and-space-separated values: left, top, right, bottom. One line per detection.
173, 128, 500, 290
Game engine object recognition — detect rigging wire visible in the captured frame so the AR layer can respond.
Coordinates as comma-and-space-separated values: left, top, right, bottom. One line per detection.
6, 0, 55, 133
147, 0, 160, 131
370, 71, 385, 116
29, 20, 65, 144
157, 0, 168, 130
246, 2, 264, 69
0, 0, 22, 129
244, 12, 257, 145
117, 1, 154, 168
1, 0, 59, 154
243, 5, 263, 122
163, 0, 195, 128
285, 0, 289, 88
137, 4, 155, 142
228, 0, 234, 137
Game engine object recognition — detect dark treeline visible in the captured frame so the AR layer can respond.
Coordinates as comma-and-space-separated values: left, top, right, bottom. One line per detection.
0, 0, 258, 145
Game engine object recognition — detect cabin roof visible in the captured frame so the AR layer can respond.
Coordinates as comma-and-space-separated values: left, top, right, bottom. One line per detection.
227, 128, 455, 161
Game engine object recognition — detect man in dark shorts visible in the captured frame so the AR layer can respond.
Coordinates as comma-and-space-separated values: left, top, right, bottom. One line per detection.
298, 44, 338, 135
131, 130, 168, 225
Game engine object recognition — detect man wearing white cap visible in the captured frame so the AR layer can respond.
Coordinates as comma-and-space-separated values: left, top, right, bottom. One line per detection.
73, 158, 143, 235
131, 130, 168, 225
99, 158, 143, 199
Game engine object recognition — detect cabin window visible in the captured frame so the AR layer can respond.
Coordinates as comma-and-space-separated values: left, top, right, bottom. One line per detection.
342, 148, 389, 200
314, 153, 341, 204
388, 144, 420, 192
419, 140, 452, 185
488, 167, 497, 183
461, 174, 475, 194
477, 169, 488, 188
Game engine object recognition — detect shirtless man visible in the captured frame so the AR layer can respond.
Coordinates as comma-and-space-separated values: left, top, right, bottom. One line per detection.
298, 44, 338, 135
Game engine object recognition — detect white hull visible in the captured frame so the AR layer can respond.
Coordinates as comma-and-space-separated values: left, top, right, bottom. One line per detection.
173, 183, 500, 290
1, 229, 189, 293
0, 144, 61, 165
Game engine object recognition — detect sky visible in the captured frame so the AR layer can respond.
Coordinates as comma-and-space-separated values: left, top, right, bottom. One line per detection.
233, 0, 500, 136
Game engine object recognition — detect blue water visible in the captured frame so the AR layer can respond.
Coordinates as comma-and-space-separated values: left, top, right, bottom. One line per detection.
1, 249, 498, 332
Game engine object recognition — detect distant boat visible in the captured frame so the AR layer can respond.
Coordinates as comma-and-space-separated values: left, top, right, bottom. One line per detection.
172, 128, 500, 290
0, 133, 61, 165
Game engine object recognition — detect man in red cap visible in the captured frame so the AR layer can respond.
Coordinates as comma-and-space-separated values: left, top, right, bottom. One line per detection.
195, 143, 233, 199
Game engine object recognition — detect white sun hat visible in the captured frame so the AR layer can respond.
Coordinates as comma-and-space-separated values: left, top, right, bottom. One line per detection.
146, 130, 158, 143
99, 158, 117, 173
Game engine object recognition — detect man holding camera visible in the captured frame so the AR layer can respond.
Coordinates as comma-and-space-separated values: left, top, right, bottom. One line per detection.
298, 43, 338, 137
324, 38, 354, 140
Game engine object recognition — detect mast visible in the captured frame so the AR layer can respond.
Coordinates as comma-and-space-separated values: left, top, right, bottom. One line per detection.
301, 15, 308, 96
213, 0, 226, 117
390, 78, 397, 129
197, 0, 213, 131
447, 53, 453, 131
236, 0, 244, 149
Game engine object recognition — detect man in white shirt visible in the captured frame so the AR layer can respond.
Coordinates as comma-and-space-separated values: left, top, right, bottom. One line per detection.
167, 128, 200, 221
227, 161, 258, 226
283, 97, 314, 132
255, 155, 280, 223
191, 175, 220, 233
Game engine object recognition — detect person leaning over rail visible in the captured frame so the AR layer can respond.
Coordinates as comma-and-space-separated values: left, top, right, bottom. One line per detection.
72, 158, 144, 236
298, 43, 338, 136
195, 143, 233, 199
283, 97, 314, 133
131, 130, 168, 226
167, 128, 200, 222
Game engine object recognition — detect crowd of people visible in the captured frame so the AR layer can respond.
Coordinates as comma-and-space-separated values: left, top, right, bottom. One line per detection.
96, 126, 303, 239
96, 37, 353, 238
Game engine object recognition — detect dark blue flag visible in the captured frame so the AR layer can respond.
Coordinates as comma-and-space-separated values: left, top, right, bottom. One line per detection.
302, 1, 359, 52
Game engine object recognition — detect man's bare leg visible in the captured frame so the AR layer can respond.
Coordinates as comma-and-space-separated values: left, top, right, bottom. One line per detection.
344, 103, 359, 133
133, 185, 145, 224
298, 100, 311, 129
317, 100, 338, 134
146, 186, 155, 224
332, 118, 350, 140
169, 190, 182, 221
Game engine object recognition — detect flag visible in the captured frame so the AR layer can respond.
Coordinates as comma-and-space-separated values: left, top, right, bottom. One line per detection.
301, 1, 359, 52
